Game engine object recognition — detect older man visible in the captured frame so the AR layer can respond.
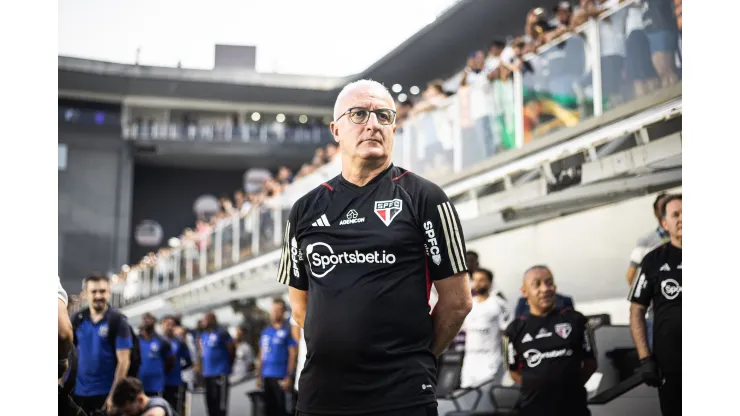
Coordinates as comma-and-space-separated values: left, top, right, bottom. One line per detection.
277, 79, 473, 416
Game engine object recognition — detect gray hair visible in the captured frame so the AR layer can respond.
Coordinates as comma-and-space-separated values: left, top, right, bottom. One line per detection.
333, 79, 395, 120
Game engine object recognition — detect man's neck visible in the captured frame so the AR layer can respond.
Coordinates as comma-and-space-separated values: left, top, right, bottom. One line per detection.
89, 306, 108, 322
272, 321, 283, 329
474, 292, 490, 303
341, 157, 391, 187
141, 329, 154, 340
529, 304, 555, 317
671, 236, 682, 249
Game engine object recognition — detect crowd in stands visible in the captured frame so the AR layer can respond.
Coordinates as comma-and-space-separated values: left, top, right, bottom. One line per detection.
396, 0, 681, 128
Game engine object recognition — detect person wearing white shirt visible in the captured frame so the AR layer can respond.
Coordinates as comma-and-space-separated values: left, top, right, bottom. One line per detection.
58, 276, 73, 360
460, 268, 512, 388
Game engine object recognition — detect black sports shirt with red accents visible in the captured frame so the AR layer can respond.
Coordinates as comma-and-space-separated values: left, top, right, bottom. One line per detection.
276, 164, 468, 415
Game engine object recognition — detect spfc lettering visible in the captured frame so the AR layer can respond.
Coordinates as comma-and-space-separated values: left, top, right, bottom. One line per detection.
374, 199, 403, 226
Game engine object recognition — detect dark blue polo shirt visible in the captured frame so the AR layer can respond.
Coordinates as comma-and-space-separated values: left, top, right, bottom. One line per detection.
165, 336, 193, 386
200, 328, 233, 377
75, 310, 133, 396
259, 323, 297, 378
138, 334, 173, 394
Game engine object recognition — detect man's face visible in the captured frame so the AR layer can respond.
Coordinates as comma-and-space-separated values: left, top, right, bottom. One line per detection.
117, 397, 145, 416
331, 85, 397, 163
204, 312, 216, 328
271, 302, 285, 323
661, 199, 682, 239
466, 254, 479, 272
174, 326, 186, 339
556, 8, 571, 25
161, 318, 175, 335
489, 44, 504, 57
141, 314, 156, 331
86, 280, 110, 312
522, 268, 557, 312
471, 271, 492, 296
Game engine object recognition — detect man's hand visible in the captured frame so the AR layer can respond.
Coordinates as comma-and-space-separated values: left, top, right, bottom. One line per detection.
637, 357, 662, 387
256, 377, 262, 390
105, 395, 115, 414
280, 376, 293, 392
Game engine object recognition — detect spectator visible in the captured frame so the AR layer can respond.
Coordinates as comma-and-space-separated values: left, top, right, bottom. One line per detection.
460, 50, 487, 88
395, 100, 414, 127
484, 39, 508, 81
643, 0, 680, 88
466, 250, 480, 273
514, 266, 575, 317
277, 166, 293, 186
234, 190, 250, 214
219, 195, 235, 216
410, 80, 447, 116
547, 1, 575, 43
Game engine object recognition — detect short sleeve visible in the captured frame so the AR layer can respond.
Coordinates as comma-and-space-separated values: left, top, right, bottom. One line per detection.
277, 202, 310, 290
628, 257, 655, 307
417, 183, 468, 280
502, 322, 521, 372
578, 316, 597, 360
115, 321, 133, 350
58, 277, 68, 306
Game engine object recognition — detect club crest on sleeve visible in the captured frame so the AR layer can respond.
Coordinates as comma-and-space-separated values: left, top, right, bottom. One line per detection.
374, 199, 403, 226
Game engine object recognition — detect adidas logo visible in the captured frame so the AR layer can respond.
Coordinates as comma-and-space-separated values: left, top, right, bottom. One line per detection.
660, 263, 671, 272
312, 214, 330, 227
522, 333, 533, 343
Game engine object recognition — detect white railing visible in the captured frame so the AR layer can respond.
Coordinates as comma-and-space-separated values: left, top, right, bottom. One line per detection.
114, 0, 682, 307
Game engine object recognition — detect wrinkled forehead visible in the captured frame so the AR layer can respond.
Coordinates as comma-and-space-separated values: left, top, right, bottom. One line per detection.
336, 86, 395, 117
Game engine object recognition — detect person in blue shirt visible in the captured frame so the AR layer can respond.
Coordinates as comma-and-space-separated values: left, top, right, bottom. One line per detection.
137, 313, 175, 397
73, 274, 133, 414
515, 266, 575, 317
162, 315, 193, 416
257, 298, 298, 416
198, 311, 235, 416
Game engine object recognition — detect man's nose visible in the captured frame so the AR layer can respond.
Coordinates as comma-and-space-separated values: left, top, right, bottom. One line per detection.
365, 112, 382, 129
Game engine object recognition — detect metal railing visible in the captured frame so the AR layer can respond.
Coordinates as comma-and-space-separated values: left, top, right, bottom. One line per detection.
122, 122, 334, 143
114, 0, 681, 307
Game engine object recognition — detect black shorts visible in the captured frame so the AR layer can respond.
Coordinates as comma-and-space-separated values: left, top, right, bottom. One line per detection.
296, 403, 438, 416
625, 30, 659, 82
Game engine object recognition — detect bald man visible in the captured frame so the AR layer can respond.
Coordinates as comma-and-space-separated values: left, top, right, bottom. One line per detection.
503, 266, 597, 416
277, 79, 472, 416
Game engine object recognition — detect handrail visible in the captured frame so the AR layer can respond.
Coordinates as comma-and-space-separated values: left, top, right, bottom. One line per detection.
588, 373, 644, 405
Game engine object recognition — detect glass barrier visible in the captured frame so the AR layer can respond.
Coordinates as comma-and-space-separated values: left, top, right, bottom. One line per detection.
113, 0, 683, 308
598, 0, 682, 111
521, 25, 594, 143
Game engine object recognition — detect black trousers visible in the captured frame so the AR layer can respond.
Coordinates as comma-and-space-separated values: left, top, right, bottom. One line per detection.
659, 373, 682, 416
263, 378, 290, 416
204, 374, 230, 416
296, 403, 438, 416
73, 395, 107, 415
164, 384, 187, 416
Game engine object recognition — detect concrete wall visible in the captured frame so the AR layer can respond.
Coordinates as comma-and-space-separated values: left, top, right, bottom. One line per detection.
58, 128, 133, 292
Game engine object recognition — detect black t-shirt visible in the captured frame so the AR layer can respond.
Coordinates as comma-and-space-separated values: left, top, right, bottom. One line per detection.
278, 164, 468, 414
503, 308, 595, 416
628, 242, 682, 374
